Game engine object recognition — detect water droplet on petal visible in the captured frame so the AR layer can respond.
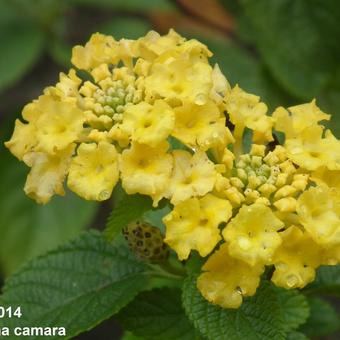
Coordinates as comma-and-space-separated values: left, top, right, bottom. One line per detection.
99, 190, 110, 200
286, 274, 298, 287
195, 93, 207, 105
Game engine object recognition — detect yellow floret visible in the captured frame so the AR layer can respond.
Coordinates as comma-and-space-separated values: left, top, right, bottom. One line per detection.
311, 167, 340, 191
34, 95, 84, 154
225, 85, 273, 144
271, 226, 324, 289
223, 203, 284, 266
23, 144, 75, 204
120, 100, 175, 147
285, 127, 340, 171
144, 59, 213, 105
67, 141, 119, 201
273, 100, 330, 139
163, 194, 232, 260
197, 243, 264, 309
72, 33, 136, 70
5, 119, 37, 161
6, 94, 84, 157
297, 186, 340, 247
54, 69, 82, 100
172, 101, 233, 150
167, 150, 218, 205
136, 29, 186, 61
120, 142, 173, 206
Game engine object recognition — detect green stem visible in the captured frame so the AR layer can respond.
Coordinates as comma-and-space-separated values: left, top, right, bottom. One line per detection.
147, 263, 184, 281
159, 261, 187, 277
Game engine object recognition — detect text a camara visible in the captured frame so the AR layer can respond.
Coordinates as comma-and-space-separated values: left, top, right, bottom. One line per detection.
0, 327, 66, 337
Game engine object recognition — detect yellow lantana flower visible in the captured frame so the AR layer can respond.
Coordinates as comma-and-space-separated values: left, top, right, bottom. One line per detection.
136, 29, 185, 61
285, 127, 340, 171
5, 119, 37, 161
172, 101, 234, 150
120, 100, 175, 147
311, 167, 340, 191
34, 96, 84, 154
297, 186, 340, 247
67, 142, 119, 201
163, 194, 232, 260
23, 144, 75, 204
120, 142, 173, 206
224, 85, 273, 145
223, 204, 284, 266
271, 226, 324, 289
144, 59, 213, 105
273, 100, 330, 139
6, 94, 84, 157
72, 33, 136, 71
46, 69, 82, 103
197, 243, 264, 309
167, 150, 218, 205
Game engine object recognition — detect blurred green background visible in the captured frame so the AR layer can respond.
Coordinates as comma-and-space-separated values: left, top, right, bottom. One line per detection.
0, 0, 339, 338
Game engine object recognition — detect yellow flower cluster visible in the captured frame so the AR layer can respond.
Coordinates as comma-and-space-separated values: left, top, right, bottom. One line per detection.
6, 30, 340, 309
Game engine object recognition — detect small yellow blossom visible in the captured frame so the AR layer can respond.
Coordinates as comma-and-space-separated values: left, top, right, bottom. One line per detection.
273, 100, 330, 139
163, 194, 232, 260
6, 94, 84, 158
225, 85, 273, 144
167, 150, 218, 205
120, 142, 173, 206
311, 167, 340, 191
197, 243, 264, 308
297, 186, 340, 247
285, 127, 340, 171
271, 226, 324, 289
172, 101, 234, 150
52, 69, 82, 101
34, 96, 84, 154
136, 29, 185, 60
5, 119, 37, 160
67, 142, 119, 201
23, 144, 75, 204
223, 204, 284, 266
145, 59, 213, 105
120, 100, 175, 147
72, 33, 136, 71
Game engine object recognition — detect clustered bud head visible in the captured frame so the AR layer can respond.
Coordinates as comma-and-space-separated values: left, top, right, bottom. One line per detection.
5, 29, 340, 309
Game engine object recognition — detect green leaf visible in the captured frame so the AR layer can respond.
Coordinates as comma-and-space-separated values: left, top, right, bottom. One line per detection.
0, 148, 97, 275
99, 17, 151, 40
0, 20, 44, 93
182, 275, 286, 340
118, 288, 201, 340
304, 265, 340, 296
47, 38, 72, 69
286, 331, 309, 340
239, 0, 340, 99
299, 297, 340, 337
0, 231, 150, 339
274, 287, 310, 332
319, 66, 340, 138
105, 193, 154, 241
71, 0, 175, 11
122, 332, 146, 340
